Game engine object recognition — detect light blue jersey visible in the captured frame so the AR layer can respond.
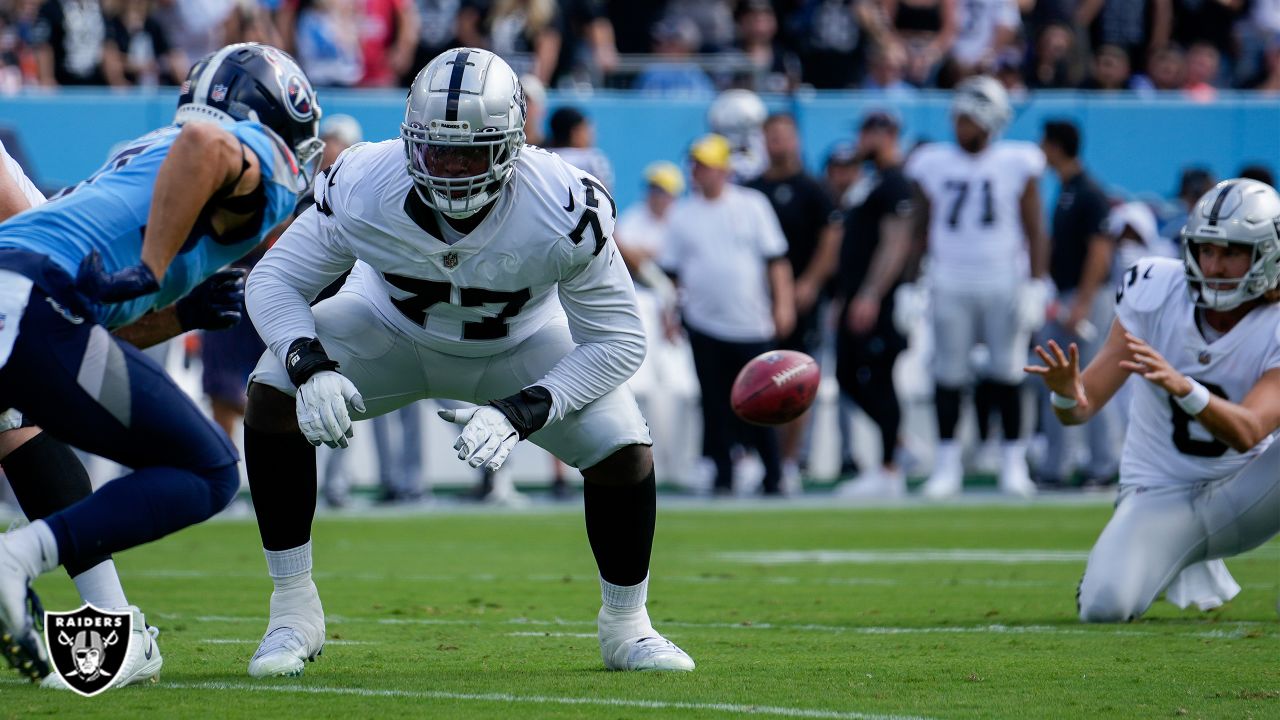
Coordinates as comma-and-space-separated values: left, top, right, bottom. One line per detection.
0, 120, 302, 329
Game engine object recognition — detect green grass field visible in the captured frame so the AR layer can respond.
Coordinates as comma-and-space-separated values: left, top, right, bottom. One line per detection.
4, 500, 1278, 719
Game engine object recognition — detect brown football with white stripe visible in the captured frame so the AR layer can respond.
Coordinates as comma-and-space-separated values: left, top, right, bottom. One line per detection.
730, 350, 820, 426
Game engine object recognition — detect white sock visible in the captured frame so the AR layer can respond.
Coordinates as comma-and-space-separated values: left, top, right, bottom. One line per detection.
935, 441, 961, 469
5, 519, 59, 576
1001, 441, 1027, 464
264, 542, 313, 591
598, 575, 653, 644
600, 574, 649, 617
73, 560, 129, 610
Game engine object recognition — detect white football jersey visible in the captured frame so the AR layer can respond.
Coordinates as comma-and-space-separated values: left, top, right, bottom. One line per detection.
247, 140, 645, 425
0, 138, 46, 210
1114, 257, 1280, 486
905, 140, 1044, 291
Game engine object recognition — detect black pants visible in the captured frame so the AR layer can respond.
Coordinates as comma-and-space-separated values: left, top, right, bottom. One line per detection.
835, 319, 904, 467
685, 325, 782, 493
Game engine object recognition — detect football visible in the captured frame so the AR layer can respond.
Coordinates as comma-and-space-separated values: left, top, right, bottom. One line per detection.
730, 350, 820, 425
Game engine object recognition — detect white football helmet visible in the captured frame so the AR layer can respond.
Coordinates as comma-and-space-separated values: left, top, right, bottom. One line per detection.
950, 75, 1012, 136
1181, 178, 1280, 310
401, 48, 526, 218
707, 89, 768, 182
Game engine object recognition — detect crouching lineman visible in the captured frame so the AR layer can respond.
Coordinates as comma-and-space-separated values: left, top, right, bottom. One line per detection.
0, 42, 323, 681
241, 48, 694, 676
1026, 178, 1280, 622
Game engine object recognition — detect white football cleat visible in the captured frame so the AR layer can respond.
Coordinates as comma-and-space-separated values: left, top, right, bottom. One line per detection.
998, 444, 1036, 498
248, 581, 325, 678
835, 468, 906, 499
43, 605, 162, 690
921, 443, 964, 499
598, 607, 694, 672
0, 533, 49, 681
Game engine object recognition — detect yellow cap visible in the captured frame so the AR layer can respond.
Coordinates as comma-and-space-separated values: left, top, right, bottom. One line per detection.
689, 133, 731, 170
643, 161, 686, 196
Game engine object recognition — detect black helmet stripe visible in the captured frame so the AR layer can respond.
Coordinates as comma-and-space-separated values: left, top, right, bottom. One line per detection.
1207, 183, 1233, 226
192, 43, 243, 106
444, 49, 471, 122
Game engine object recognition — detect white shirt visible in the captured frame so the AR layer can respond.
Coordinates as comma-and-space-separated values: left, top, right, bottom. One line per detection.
905, 140, 1044, 292
0, 139, 46, 210
616, 201, 669, 259
1114, 257, 1280, 486
246, 141, 645, 426
659, 183, 787, 342
952, 0, 1020, 65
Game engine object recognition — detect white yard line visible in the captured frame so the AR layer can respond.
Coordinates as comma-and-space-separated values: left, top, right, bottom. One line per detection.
716, 549, 1092, 565
123, 569, 1071, 590
198, 638, 373, 646
159, 681, 939, 720
159, 613, 1273, 639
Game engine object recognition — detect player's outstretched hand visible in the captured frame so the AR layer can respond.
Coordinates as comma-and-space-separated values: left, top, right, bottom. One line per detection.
1118, 332, 1192, 396
438, 405, 519, 472
176, 268, 247, 331
296, 370, 365, 448
1024, 339, 1088, 410
75, 250, 160, 303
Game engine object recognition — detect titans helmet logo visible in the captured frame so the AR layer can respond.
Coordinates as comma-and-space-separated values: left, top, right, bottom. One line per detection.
285, 75, 315, 121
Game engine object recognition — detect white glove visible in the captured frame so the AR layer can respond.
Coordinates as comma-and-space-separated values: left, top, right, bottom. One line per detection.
438, 405, 519, 472
1017, 279, 1052, 333
0, 408, 23, 433
296, 370, 365, 448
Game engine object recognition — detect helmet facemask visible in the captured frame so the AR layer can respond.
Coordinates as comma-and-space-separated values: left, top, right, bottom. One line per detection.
1183, 235, 1280, 311
292, 129, 325, 192
1180, 178, 1280, 311
402, 119, 522, 218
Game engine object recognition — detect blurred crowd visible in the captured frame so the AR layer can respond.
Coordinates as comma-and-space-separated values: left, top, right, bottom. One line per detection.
4, 0, 1280, 96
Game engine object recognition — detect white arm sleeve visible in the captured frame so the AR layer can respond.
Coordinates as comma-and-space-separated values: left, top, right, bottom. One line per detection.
535, 241, 647, 425
246, 205, 357, 369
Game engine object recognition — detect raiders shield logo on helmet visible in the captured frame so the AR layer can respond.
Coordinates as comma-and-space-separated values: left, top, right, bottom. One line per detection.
43, 604, 133, 697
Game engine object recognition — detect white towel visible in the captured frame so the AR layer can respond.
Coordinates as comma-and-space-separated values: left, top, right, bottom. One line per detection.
1165, 559, 1242, 611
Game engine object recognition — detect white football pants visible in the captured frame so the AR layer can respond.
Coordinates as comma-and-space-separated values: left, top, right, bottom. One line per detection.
1078, 437, 1280, 622
250, 287, 652, 469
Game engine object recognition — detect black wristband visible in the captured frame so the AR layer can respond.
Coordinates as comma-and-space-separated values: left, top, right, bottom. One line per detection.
285, 337, 340, 387
488, 385, 553, 440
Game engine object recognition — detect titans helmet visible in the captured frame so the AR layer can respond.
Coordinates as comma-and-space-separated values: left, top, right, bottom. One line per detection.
176, 42, 324, 191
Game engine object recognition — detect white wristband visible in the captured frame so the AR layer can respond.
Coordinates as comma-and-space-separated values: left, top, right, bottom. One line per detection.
1050, 392, 1079, 410
1175, 379, 1211, 416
